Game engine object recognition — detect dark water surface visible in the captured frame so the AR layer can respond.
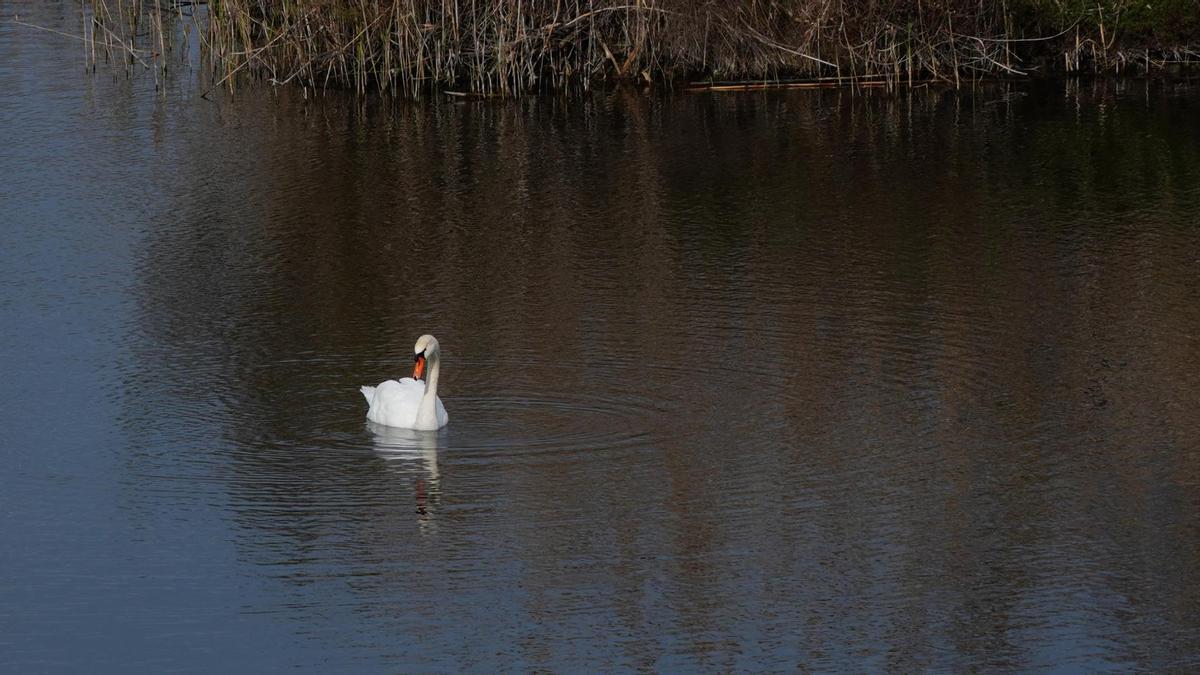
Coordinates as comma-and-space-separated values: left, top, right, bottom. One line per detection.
3, 4, 1200, 672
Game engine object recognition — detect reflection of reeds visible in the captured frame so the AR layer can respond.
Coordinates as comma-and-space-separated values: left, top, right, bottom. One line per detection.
86, 0, 1198, 96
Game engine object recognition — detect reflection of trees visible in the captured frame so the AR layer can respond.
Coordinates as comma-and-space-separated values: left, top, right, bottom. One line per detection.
125, 82, 1200, 668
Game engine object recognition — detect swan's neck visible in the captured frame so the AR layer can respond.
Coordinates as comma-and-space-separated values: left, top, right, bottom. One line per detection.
417, 352, 441, 426
424, 352, 441, 400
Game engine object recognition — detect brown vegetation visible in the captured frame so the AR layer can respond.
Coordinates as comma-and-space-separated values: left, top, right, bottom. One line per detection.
87, 0, 1200, 96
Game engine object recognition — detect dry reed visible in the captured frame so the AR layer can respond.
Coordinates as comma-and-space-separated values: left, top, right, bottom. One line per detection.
84, 0, 1199, 97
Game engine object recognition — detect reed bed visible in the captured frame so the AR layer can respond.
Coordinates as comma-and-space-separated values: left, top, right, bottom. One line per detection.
86, 0, 1199, 96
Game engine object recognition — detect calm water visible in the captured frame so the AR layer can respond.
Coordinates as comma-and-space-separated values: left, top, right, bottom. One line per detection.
3, 5, 1200, 672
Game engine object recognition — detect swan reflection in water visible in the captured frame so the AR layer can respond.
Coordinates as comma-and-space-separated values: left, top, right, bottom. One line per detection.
367, 422, 443, 528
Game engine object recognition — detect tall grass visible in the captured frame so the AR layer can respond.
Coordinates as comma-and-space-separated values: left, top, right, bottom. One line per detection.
89, 0, 1199, 96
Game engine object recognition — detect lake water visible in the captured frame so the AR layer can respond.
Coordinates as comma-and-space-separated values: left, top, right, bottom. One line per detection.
2, 4, 1200, 672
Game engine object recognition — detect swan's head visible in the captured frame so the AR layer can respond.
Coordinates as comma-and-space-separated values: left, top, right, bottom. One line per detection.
412, 334, 439, 380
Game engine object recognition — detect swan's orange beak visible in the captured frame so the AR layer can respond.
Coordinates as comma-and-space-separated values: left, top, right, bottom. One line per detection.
412, 355, 427, 380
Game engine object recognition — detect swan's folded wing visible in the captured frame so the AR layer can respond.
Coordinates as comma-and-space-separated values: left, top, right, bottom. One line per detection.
366, 378, 427, 427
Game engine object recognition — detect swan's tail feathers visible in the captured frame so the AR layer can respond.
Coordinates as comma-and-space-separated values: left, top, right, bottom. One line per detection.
360, 386, 376, 404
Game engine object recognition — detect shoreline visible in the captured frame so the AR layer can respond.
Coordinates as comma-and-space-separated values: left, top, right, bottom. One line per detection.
65, 0, 1200, 97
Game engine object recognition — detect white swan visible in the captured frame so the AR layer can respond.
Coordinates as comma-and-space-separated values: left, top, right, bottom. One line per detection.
360, 334, 449, 430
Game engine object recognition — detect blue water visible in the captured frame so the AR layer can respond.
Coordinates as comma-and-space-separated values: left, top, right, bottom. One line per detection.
2, 4, 1200, 671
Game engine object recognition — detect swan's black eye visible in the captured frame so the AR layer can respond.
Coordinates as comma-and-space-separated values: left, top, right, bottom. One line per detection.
413, 350, 425, 362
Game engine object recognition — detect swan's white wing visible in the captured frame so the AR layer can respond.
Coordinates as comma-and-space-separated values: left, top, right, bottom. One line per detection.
364, 378, 426, 428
